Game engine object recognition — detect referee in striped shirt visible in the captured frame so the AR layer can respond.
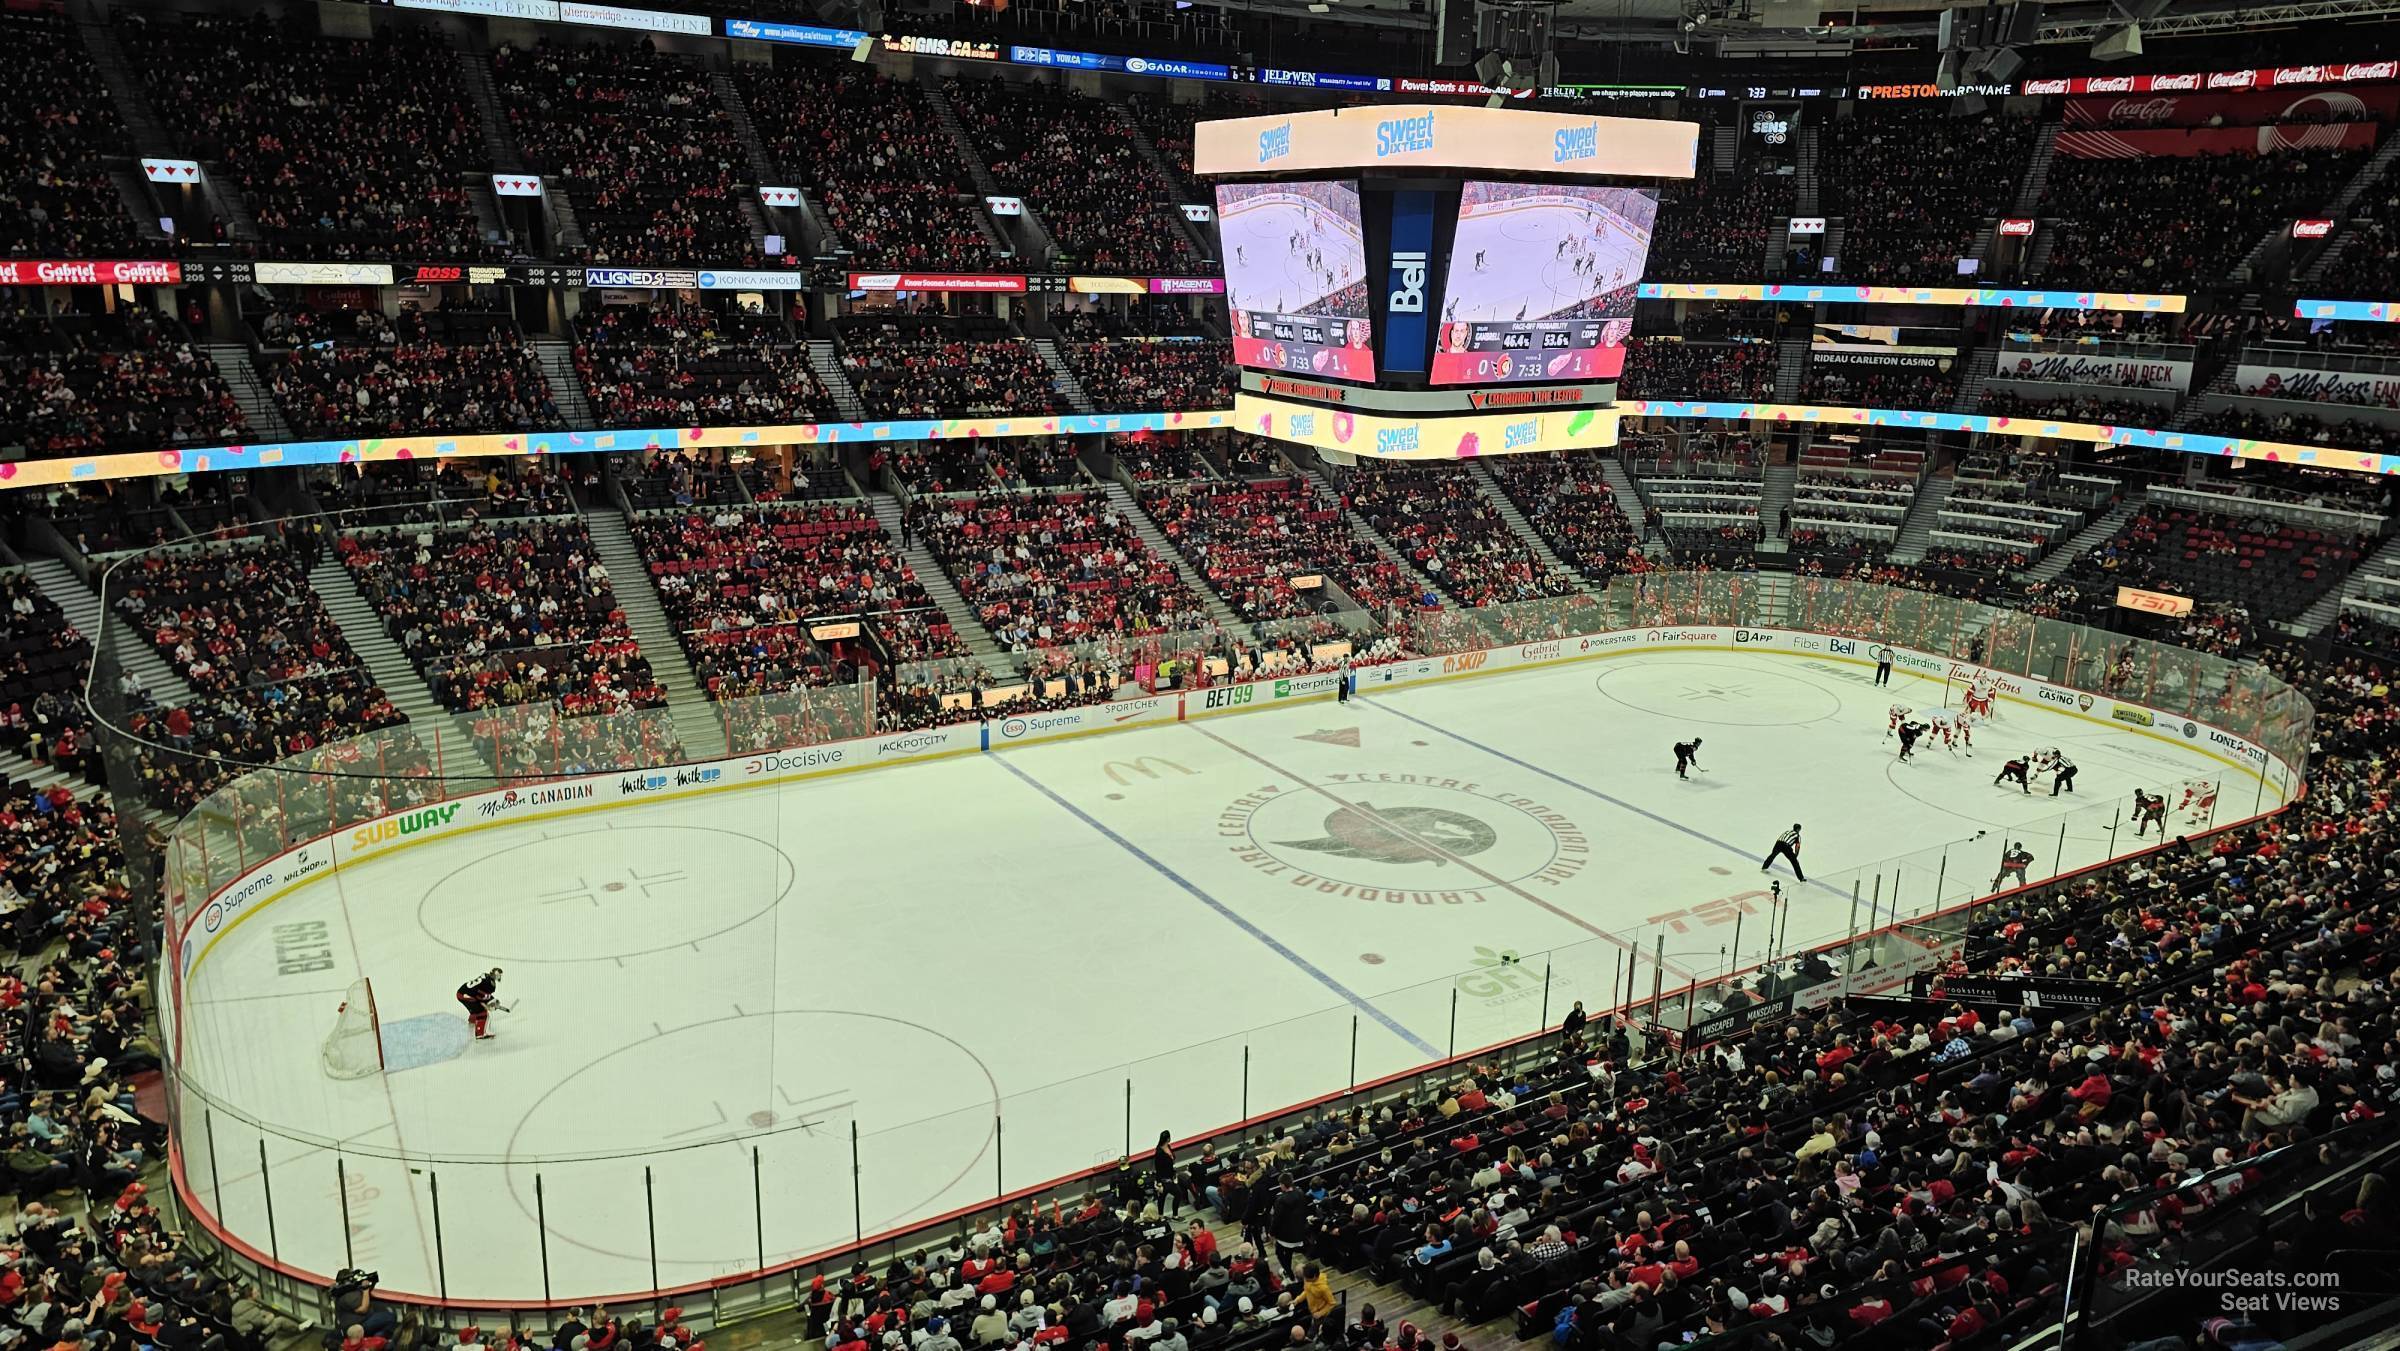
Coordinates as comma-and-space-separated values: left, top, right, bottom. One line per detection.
1761, 823, 1806, 881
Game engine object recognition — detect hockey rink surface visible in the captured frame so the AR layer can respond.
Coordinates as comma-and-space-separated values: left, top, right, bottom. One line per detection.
1217, 195, 1368, 315
170, 650, 2265, 1302
1442, 191, 1652, 324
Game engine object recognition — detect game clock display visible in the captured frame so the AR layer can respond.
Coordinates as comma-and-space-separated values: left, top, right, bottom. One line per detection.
1429, 182, 1658, 386
1216, 179, 1378, 382
1436, 318, 1632, 383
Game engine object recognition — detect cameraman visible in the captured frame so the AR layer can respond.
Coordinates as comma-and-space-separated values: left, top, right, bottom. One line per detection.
330, 1272, 393, 1346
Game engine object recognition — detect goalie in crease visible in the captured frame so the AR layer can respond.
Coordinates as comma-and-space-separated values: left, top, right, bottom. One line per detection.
457, 968, 507, 1041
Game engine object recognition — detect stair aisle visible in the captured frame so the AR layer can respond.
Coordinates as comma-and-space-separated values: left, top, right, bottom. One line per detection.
2022, 494, 2141, 585
201, 343, 295, 443
1303, 460, 1442, 601
1773, 333, 1810, 402
2298, 529, 2400, 633
1888, 472, 1957, 566
1598, 457, 1660, 557
529, 337, 595, 428
1100, 482, 1241, 629
1465, 460, 1587, 589
306, 559, 448, 727
1033, 338, 1095, 413
1756, 462, 1797, 554
582, 512, 728, 760
809, 340, 870, 422
26, 557, 192, 708
865, 494, 1013, 677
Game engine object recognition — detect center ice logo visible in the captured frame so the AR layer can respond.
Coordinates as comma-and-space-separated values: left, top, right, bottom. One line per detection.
1279, 803, 1498, 864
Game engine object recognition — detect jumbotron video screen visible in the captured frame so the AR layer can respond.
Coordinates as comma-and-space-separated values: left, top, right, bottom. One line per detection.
1431, 181, 1658, 385
1216, 179, 1377, 382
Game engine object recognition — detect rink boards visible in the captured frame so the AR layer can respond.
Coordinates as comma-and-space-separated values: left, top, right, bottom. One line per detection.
168, 622, 2299, 994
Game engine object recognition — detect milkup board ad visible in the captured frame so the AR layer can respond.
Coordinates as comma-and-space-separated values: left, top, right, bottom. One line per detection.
1431, 183, 1657, 385
1217, 180, 1377, 382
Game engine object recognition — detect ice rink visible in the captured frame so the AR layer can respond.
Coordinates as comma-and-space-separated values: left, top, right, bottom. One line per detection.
1443, 191, 1652, 325
168, 650, 2263, 1302
1218, 195, 1367, 314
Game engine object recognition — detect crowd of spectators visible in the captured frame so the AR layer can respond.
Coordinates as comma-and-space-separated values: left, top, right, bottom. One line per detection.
635, 503, 959, 699
2062, 500, 2369, 628
1113, 432, 1216, 483
907, 491, 1206, 650
340, 519, 664, 715
1646, 175, 1792, 281
1620, 339, 1775, 402
1802, 362, 1960, 412
738, 63, 999, 271
575, 303, 833, 428
495, 42, 760, 267
1340, 466, 1579, 608
840, 320, 1064, 420
2041, 147, 2369, 290
310, 455, 588, 522
1826, 106, 2040, 283
3, 12, 140, 259
1065, 340, 1231, 412
1979, 389, 2167, 428
112, 543, 406, 811
0, 572, 100, 786
2, 302, 247, 456
945, 77, 1202, 275
1485, 454, 1641, 582
263, 305, 562, 438
124, 14, 493, 261
2192, 406, 2400, 454
1139, 477, 1420, 620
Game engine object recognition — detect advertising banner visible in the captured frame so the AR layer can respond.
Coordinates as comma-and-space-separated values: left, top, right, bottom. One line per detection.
255, 262, 397, 285
397, 0, 559, 17
2296, 298, 2400, 321
1260, 68, 1385, 92
1788, 216, 1826, 235
2024, 61, 2400, 96
1235, 392, 1621, 459
1641, 283, 2186, 313
2116, 585, 2195, 616
0, 259, 181, 286
585, 267, 699, 289
1920, 974, 2117, 1011
1194, 105, 1697, 180
723, 18, 869, 48
2295, 219, 2336, 238
492, 174, 545, 198
1149, 277, 1225, 294
2056, 124, 2379, 157
879, 33, 1002, 60
2236, 361, 2400, 406
141, 158, 202, 184
559, 1, 711, 33
2065, 85, 2400, 128
1381, 189, 1435, 375
1999, 218, 2037, 237
758, 186, 801, 207
695, 270, 812, 290
846, 272, 1027, 293
1007, 45, 1233, 80
1812, 322, 1957, 370
1994, 350, 2193, 391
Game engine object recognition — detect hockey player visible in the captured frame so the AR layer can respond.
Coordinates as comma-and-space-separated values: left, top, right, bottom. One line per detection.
1992, 841, 2035, 892
1673, 737, 1703, 780
2133, 789, 2170, 838
457, 968, 505, 1040
1886, 703, 1913, 739
2050, 752, 2079, 796
1994, 755, 2032, 794
1896, 719, 1927, 763
1963, 682, 1995, 719
1952, 708, 1978, 757
1924, 709, 1966, 757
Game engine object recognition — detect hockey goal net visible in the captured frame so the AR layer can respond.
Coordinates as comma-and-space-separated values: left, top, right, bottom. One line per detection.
1941, 665, 2004, 719
321, 978, 384, 1079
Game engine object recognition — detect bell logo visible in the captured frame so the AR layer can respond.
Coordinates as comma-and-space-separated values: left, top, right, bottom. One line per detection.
1388, 251, 1427, 314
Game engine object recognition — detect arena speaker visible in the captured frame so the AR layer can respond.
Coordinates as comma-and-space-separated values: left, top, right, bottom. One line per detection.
2091, 22, 2143, 59
2000, 0, 2045, 47
1434, 0, 1478, 66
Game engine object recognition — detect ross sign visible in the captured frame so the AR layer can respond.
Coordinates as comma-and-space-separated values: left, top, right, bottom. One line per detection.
585, 267, 699, 289
557, 1, 712, 33
0, 259, 181, 286
141, 158, 202, 184
1195, 105, 1696, 180
880, 33, 1002, 60
1381, 189, 1435, 375
2116, 585, 2195, 617
492, 174, 545, 198
2294, 219, 2336, 239
1788, 216, 1826, 235
985, 195, 1024, 217
846, 272, 1027, 293
1999, 218, 2037, 237
254, 262, 397, 285
723, 18, 869, 48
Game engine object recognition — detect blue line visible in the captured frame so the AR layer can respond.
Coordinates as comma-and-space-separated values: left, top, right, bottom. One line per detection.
1362, 698, 1853, 903
985, 754, 1440, 1057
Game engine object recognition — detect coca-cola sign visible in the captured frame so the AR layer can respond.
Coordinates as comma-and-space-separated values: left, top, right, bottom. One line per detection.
2293, 219, 2336, 239
2034, 61, 2400, 96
